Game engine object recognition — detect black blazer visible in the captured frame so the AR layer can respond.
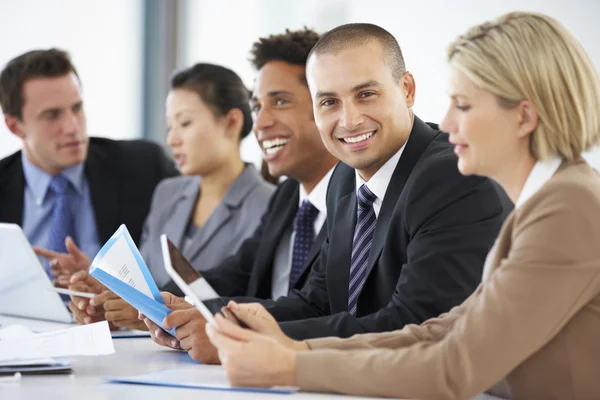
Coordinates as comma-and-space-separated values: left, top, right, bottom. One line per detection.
260, 117, 512, 340
197, 178, 327, 299
0, 137, 178, 245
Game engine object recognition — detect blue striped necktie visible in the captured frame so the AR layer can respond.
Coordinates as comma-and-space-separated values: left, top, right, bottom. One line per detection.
348, 184, 377, 316
289, 200, 319, 291
47, 174, 75, 275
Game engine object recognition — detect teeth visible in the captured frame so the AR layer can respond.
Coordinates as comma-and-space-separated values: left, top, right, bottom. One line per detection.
342, 131, 374, 144
262, 138, 289, 149
265, 147, 284, 155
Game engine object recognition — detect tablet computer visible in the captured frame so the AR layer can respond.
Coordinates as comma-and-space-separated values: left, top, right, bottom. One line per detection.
160, 234, 225, 326
0, 223, 73, 323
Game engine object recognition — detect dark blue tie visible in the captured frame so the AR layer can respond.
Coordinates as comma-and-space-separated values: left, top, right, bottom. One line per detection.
348, 184, 377, 316
289, 200, 320, 291
47, 175, 75, 276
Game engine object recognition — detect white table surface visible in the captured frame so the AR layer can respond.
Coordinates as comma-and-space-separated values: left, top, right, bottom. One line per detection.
0, 315, 504, 400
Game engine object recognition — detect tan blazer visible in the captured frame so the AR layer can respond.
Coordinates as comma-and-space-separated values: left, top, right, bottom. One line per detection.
296, 159, 600, 400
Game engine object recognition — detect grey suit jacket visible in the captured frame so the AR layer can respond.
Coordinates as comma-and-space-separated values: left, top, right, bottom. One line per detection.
139, 164, 275, 289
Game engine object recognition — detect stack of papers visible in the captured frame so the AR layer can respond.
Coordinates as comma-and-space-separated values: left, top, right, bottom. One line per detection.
0, 321, 114, 373
107, 365, 298, 394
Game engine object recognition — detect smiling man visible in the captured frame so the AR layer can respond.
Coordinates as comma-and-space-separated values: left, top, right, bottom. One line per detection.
0, 48, 178, 281
146, 23, 512, 363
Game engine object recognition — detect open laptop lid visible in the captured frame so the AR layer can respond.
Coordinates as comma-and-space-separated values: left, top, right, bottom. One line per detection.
0, 223, 72, 323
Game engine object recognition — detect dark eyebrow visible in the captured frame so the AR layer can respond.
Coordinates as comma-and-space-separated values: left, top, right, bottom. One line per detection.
251, 90, 294, 103
37, 107, 61, 118
351, 80, 381, 92
315, 80, 382, 99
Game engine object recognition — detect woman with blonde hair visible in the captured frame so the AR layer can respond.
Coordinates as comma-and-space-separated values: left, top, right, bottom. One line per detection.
205, 12, 600, 399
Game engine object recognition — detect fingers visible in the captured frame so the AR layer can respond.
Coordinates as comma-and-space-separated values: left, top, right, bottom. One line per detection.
160, 292, 185, 305
68, 301, 103, 325
163, 308, 203, 330
65, 236, 85, 257
227, 302, 274, 333
205, 319, 243, 351
213, 314, 259, 342
90, 290, 119, 307
104, 299, 138, 326
33, 246, 61, 260
70, 270, 89, 284
146, 318, 180, 349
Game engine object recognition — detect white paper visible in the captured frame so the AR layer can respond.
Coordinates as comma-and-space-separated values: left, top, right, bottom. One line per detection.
94, 235, 153, 298
0, 321, 115, 362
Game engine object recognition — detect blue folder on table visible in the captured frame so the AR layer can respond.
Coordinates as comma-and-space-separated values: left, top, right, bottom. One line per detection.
106, 366, 298, 394
89, 225, 176, 336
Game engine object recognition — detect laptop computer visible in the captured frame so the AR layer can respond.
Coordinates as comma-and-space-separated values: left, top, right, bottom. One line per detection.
0, 223, 72, 323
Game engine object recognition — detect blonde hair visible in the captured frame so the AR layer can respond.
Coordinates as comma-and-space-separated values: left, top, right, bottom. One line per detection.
448, 12, 600, 161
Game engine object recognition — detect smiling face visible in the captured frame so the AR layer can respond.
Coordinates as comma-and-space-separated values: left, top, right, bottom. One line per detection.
251, 61, 333, 182
166, 88, 234, 176
6, 73, 88, 175
306, 41, 415, 181
441, 67, 528, 178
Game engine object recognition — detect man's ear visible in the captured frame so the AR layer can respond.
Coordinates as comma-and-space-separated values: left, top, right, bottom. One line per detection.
5, 115, 26, 139
401, 72, 416, 108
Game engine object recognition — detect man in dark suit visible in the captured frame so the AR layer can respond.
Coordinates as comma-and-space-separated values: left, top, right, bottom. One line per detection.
147, 23, 511, 362
0, 48, 177, 284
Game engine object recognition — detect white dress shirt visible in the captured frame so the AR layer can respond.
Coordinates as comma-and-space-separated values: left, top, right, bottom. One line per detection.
482, 156, 562, 281
271, 168, 334, 299
355, 143, 406, 217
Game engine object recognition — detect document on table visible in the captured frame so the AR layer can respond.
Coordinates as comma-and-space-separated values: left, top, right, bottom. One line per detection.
89, 225, 175, 336
107, 365, 299, 394
0, 321, 114, 362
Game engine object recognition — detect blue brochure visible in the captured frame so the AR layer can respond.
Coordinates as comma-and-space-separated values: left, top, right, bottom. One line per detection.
89, 225, 175, 336
106, 366, 298, 394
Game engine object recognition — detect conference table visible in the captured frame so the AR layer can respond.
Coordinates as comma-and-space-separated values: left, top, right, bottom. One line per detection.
0, 315, 504, 400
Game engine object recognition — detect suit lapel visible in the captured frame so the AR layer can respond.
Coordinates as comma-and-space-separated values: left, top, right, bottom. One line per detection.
328, 192, 357, 312
0, 152, 25, 225
86, 143, 120, 243
248, 182, 299, 296
168, 180, 199, 250
184, 202, 233, 261
362, 117, 438, 281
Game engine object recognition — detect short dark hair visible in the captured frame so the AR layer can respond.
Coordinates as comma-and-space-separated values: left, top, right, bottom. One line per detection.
249, 28, 320, 83
171, 63, 253, 139
309, 23, 406, 80
0, 48, 79, 119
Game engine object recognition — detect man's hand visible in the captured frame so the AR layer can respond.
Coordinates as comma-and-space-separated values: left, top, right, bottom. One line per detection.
68, 270, 105, 325
206, 314, 297, 388
141, 292, 190, 350
96, 293, 147, 331
164, 307, 220, 364
34, 237, 91, 288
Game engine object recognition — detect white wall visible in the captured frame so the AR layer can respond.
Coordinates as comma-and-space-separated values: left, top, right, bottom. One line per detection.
182, 0, 600, 168
0, 0, 143, 159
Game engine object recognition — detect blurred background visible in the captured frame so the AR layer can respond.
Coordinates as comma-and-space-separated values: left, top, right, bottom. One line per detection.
1, 0, 599, 168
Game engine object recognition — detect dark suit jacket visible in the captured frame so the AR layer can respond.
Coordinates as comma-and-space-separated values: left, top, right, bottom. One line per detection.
195, 178, 327, 300
257, 117, 512, 340
0, 137, 178, 245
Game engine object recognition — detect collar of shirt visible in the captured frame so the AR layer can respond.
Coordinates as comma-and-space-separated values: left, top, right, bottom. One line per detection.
21, 152, 86, 205
515, 156, 562, 209
298, 166, 335, 217
354, 142, 406, 216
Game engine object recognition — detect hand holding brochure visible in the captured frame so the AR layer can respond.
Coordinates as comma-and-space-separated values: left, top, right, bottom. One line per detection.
89, 225, 176, 336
